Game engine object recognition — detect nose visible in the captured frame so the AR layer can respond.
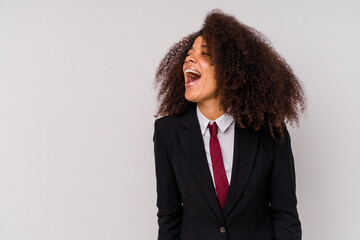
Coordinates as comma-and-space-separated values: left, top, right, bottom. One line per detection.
184, 53, 196, 64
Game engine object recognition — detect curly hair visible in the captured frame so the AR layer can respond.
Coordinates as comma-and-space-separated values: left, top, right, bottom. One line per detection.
154, 9, 307, 141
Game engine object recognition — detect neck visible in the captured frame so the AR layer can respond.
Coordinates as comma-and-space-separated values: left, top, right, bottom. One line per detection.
197, 99, 224, 121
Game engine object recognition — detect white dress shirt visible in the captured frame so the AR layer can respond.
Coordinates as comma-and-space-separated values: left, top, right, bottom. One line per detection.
196, 105, 235, 189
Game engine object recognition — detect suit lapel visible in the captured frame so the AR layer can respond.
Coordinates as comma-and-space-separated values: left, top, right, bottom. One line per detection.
179, 105, 223, 222
223, 123, 259, 218
179, 105, 259, 220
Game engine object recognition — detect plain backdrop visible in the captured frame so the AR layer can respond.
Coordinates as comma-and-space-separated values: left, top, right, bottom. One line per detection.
1, 0, 359, 239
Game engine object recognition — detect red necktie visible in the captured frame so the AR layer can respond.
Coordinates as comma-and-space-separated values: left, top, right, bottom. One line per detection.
208, 122, 229, 211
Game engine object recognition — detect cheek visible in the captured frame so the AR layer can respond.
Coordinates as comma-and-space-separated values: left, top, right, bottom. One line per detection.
204, 71, 217, 91
209, 80, 218, 95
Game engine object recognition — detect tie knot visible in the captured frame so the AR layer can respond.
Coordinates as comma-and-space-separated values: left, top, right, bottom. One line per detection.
208, 122, 218, 136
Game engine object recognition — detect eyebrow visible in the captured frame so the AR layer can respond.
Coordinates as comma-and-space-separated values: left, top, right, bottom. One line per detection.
188, 45, 209, 51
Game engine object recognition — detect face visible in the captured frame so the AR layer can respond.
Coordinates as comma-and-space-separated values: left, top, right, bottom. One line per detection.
183, 36, 218, 104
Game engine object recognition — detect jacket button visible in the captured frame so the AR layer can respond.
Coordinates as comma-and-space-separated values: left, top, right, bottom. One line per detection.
220, 226, 226, 233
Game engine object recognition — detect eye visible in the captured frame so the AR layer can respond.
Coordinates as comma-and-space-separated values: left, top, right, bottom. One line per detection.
202, 52, 210, 56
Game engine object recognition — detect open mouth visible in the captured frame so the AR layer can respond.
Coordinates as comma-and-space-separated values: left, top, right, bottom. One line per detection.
184, 69, 201, 87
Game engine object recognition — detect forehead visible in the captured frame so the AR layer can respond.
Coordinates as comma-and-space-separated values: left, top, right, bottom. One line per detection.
189, 36, 208, 50
195, 36, 206, 44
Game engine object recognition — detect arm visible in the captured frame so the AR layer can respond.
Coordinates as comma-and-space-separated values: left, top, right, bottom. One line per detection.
153, 119, 182, 240
270, 124, 302, 239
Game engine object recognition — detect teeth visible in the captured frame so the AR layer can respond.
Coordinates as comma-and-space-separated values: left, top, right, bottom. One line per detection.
184, 69, 201, 77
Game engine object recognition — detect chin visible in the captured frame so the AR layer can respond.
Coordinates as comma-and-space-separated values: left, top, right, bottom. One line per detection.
185, 97, 197, 103
185, 93, 199, 103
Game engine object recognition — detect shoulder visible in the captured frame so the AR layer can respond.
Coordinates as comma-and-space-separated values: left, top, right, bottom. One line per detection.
257, 123, 291, 150
154, 105, 195, 132
154, 115, 182, 130
153, 112, 187, 143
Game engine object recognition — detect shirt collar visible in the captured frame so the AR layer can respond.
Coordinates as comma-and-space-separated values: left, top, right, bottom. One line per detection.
196, 105, 234, 136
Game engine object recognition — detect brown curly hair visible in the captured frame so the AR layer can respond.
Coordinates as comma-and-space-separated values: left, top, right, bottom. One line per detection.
154, 9, 307, 141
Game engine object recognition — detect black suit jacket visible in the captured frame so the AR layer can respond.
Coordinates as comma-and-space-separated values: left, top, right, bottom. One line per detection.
153, 105, 301, 240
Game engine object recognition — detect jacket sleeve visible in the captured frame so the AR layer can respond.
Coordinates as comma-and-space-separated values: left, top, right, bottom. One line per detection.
270, 124, 302, 240
153, 119, 183, 240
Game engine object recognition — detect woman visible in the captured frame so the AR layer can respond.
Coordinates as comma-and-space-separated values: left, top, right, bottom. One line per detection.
153, 9, 306, 240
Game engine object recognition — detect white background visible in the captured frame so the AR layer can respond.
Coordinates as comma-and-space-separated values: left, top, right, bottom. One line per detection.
1, 0, 359, 239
